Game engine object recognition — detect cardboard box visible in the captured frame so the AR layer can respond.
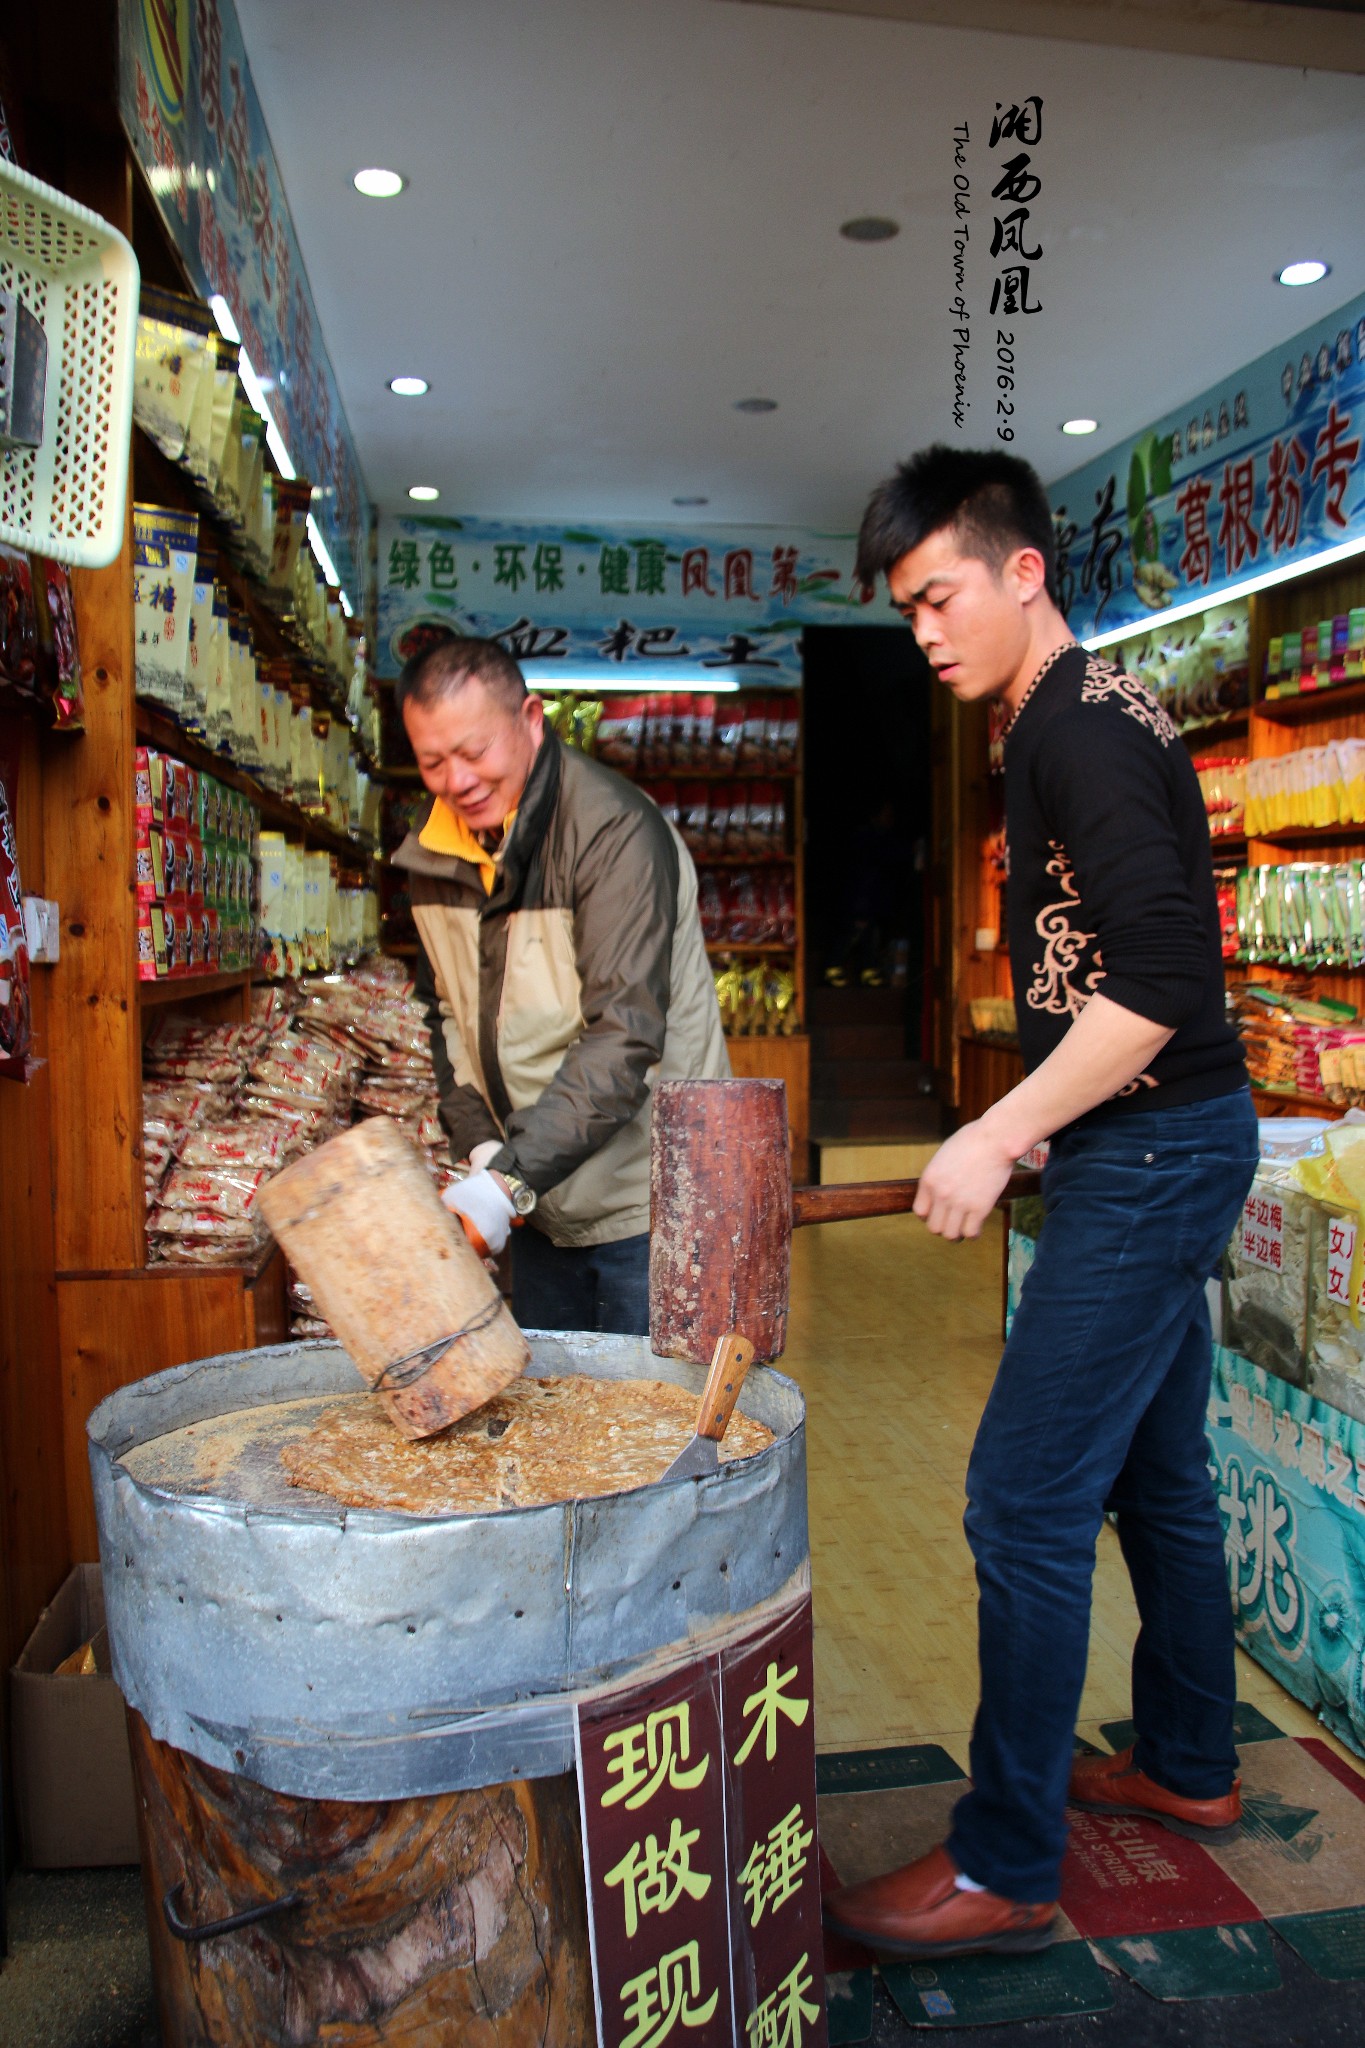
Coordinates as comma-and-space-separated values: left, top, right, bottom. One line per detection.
10, 1564, 140, 1867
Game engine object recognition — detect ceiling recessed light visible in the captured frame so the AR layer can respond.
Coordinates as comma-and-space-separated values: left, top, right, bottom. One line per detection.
840, 216, 900, 243
734, 397, 778, 414
408, 484, 440, 502
388, 375, 429, 397
672, 495, 709, 506
353, 167, 406, 199
1061, 418, 1099, 436
1277, 259, 1329, 287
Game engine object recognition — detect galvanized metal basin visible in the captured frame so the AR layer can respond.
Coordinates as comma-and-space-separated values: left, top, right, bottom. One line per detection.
88, 1334, 808, 1802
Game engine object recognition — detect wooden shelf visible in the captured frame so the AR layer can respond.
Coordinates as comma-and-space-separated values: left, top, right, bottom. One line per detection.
139, 970, 252, 1008
383, 940, 419, 958
1253, 824, 1365, 850
1251, 1086, 1345, 1118
1255, 678, 1365, 724
705, 941, 796, 957
135, 704, 372, 868
1180, 709, 1250, 748
959, 1030, 1021, 1051
1209, 833, 1246, 861
692, 853, 794, 867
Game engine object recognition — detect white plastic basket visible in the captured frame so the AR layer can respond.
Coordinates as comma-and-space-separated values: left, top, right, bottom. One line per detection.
0, 158, 139, 570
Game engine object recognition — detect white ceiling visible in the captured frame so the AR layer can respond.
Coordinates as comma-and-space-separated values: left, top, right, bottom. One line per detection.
234, 0, 1365, 529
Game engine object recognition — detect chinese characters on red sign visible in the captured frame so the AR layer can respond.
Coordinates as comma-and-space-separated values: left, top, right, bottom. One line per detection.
578, 1595, 827, 2048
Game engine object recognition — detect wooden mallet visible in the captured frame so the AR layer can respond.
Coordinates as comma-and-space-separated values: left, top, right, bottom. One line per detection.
648, 1077, 1040, 1364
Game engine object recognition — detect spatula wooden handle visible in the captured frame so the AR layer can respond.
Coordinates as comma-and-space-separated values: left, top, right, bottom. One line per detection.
696, 1332, 756, 1444
791, 1168, 1043, 1229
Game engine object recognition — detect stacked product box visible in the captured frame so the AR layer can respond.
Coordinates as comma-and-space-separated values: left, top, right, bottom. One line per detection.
135, 748, 258, 979
256, 836, 378, 979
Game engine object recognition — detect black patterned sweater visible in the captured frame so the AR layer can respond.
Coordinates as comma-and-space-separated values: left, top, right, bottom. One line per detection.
1003, 643, 1245, 1124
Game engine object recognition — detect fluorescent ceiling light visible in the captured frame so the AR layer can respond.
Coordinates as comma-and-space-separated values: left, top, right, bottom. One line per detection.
1061, 418, 1099, 436
211, 296, 296, 478
389, 376, 429, 396
408, 484, 440, 501
353, 167, 405, 198
1083, 529, 1365, 652
522, 665, 743, 693
208, 293, 240, 345
306, 511, 350, 616
1278, 259, 1329, 287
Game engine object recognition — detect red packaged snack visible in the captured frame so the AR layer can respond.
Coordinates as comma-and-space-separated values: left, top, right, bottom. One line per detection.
35, 557, 86, 732
706, 787, 730, 858
650, 780, 680, 832
0, 733, 33, 1071
670, 696, 695, 772
775, 696, 799, 771
771, 783, 788, 854
688, 695, 716, 772
642, 693, 675, 775
678, 783, 709, 854
713, 698, 743, 773
746, 781, 776, 856
596, 695, 647, 772
740, 694, 769, 771
724, 789, 749, 857
0, 544, 39, 703
775, 870, 797, 945
698, 869, 726, 946
727, 868, 765, 945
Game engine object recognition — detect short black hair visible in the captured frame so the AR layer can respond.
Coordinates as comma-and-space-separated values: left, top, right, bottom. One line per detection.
855, 444, 1059, 603
395, 633, 528, 714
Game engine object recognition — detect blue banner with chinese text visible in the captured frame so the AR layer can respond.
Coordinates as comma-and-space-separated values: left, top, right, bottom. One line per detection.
1050, 291, 1365, 641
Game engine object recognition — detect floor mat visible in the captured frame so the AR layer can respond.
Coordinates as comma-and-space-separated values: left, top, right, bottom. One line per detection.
817, 1717, 1365, 2025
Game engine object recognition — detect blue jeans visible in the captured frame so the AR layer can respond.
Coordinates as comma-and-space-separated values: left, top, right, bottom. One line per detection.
946, 1089, 1259, 1903
511, 1226, 651, 1336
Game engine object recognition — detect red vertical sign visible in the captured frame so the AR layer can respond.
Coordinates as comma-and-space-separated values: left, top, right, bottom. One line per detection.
578, 1593, 827, 2048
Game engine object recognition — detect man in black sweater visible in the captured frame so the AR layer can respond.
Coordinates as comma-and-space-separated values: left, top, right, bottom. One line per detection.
824, 447, 1257, 1960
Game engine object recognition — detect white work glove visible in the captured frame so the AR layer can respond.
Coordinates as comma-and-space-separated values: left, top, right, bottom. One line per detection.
469, 1139, 503, 1172
442, 1168, 516, 1258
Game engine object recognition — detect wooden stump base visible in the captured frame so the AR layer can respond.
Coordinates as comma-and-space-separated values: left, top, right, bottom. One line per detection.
128, 1710, 594, 2046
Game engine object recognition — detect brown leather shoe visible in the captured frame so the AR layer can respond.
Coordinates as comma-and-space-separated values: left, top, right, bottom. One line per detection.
1068, 1745, 1242, 1844
822, 1844, 1058, 1960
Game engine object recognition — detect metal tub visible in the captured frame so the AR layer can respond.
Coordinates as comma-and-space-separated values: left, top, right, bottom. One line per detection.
88, 1333, 809, 1803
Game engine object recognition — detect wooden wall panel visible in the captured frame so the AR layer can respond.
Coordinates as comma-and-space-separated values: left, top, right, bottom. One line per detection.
0, 717, 70, 1674
58, 1272, 253, 1560
726, 1033, 811, 1152
40, 139, 141, 1275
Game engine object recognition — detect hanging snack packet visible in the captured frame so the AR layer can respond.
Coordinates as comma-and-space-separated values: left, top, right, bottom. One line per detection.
134, 505, 199, 715
643, 693, 675, 775
724, 789, 750, 857
713, 698, 744, 772
679, 783, 710, 855
597, 695, 646, 771
728, 868, 764, 944
746, 781, 776, 856
651, 781, 680, 832
697, 870, 725, 945
774, 695, 799, 771
689, 695, 717, 772
33, 558, 85, 732
707, 786, 730, 858
671, 695, 696, 771
570, 696, 602, 754
740, 694, 769, 770
0, 545, 39, 704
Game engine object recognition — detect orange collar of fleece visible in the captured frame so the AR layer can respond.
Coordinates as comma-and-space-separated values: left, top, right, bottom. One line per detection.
418, 798, 518, 896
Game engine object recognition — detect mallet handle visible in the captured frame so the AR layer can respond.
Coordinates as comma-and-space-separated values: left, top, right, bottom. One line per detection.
791, 1169, 1042, 1229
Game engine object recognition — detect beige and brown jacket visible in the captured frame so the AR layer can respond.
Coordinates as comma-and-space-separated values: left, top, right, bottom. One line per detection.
392, 732, 729, 1248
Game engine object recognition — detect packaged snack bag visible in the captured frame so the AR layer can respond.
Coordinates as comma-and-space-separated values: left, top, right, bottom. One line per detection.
713, 699, 744, 772
679, 784, 710, 855
746, 781, 776, 856
698, 870, 726, 945
689, 695, 717, 771
740, 695, 769, 770
597, 695, 647, 771
651, 781, 680, 832
724, 791, 750, 858
34, 558, 85, 732
570, 697, 602, 754
706, 787, 730, 858
0, 735, 32, 1070
643, 693, 675, 775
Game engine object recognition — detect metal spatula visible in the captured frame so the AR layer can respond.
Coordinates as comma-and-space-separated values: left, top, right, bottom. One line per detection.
661, 1332, 756, 1481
